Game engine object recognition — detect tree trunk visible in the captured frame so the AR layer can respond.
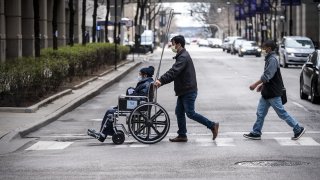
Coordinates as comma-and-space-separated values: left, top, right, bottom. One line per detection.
33, 0, 40, 57
81, 0, 87, 45
105, 0, 110, 42
113, 0, 117, 44
52, 0, 59, 50
117, 0, 124, 41
92, 0, 98, 43
68, 0, 74, 46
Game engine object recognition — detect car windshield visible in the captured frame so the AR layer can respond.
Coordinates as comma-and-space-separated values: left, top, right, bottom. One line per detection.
243, 41, 257, 47
141, 36, 152, 42
285, 38, 314, 49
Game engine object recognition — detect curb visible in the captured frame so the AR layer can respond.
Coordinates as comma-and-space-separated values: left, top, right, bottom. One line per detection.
18, 61, 142, 138
0, 60, 134, 113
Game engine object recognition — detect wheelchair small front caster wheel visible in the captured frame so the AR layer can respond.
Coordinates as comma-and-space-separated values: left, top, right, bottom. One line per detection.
112, 131, 125, 145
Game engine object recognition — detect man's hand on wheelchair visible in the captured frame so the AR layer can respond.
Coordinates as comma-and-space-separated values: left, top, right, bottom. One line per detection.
154, 80, 161, 88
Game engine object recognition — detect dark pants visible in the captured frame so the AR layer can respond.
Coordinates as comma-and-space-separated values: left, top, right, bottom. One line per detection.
100, 108, 116, 136
175, 91, 215, 137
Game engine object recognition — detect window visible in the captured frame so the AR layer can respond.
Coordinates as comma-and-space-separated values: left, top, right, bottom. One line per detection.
285, 38, 314, 49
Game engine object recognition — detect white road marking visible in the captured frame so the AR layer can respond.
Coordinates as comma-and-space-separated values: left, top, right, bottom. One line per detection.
292, 102, 310, 112
26, 141, 74, 150
274, 137, 320, 146
90, 118, 102, 121
195, 138, 235, 146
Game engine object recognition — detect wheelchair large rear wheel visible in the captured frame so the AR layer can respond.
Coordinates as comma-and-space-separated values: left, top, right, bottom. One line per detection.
128, 102, 170, 144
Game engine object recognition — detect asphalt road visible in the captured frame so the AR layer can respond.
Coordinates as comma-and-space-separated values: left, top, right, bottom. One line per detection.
1, 45, 319, 180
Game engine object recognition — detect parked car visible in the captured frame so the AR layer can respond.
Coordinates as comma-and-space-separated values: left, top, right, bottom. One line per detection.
279, 36, 315, 68
198, 39, 209, 47
140, 30, 154, 53
224, 36, 242, 53
231, 39, 246, 55
300, 50, 320, 104
238, 41, 261, 57
208, 38, 222, 48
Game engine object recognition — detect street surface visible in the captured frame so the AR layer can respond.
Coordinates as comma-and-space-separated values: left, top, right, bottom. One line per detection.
1, 45, 320, 180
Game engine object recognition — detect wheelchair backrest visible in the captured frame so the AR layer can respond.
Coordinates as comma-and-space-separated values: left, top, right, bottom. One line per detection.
147, 82, 155, 102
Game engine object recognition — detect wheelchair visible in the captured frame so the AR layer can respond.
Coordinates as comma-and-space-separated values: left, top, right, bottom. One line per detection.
107, 83, 170, 145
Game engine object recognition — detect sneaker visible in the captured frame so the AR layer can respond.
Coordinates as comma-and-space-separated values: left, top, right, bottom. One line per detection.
87, 129, 105, 142
169, 136, 188, 142
292, 127, 306, 140
243, 133, 261, 140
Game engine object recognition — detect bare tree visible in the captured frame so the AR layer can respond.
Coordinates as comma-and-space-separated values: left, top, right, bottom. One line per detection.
105, 0, 110, 42
33, 0, 40, 56
92, 0, 98, 42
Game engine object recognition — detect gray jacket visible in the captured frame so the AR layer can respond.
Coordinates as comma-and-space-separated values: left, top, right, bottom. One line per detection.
159, 48, 198, 96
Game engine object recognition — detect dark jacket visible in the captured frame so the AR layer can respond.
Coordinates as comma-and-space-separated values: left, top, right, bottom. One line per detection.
159, 48, 198, 96
131, 77, 153, 96
261, 52, 284, 99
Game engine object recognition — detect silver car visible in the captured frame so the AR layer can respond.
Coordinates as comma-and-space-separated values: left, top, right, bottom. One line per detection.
279, 36, 315, 68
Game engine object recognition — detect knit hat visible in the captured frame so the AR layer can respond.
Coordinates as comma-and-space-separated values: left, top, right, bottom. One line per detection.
140, 66, 155, 77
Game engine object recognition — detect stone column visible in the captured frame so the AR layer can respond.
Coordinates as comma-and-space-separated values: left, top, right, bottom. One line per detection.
47, 0, 53, 47
0, 0, 6, 62
57, 0, 66, 46
22, 0, 34, 57
74, 0, 80, 44
5, 0, 22, 59
40, 0, 48, 48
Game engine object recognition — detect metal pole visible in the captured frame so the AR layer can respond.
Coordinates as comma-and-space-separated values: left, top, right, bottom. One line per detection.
273, 0, 277, 42
318, 4, 320, 47
227, 1, 231, 36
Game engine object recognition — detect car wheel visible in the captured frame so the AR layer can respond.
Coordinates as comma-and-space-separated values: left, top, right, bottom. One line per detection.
300, 76, 308, 100
283, 56, 288, 68
310, 82, 320, 104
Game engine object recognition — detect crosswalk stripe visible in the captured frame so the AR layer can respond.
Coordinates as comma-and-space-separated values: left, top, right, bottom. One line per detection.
274, 137, 320, 146
26, 141, 74, 150
25, 136, 320, 151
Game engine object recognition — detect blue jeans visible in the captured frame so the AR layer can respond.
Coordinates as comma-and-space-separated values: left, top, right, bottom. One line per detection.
175, 91, 215, 136
252, 96, 302, 135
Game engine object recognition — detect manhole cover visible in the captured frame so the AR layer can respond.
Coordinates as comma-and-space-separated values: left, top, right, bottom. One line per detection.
235, 160, 309, 167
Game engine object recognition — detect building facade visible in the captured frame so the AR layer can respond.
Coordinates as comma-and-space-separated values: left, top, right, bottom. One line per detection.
0, 0, 82, 62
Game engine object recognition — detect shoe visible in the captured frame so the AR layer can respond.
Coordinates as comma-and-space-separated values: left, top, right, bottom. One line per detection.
87, 129, 106, 142
211, 123, 219, 140
292, 127, 306, 140
169, 136, 188, 142
243, 133, 261, 140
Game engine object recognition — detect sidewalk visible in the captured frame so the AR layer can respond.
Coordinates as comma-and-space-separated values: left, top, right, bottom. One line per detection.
0, 58, 144, 146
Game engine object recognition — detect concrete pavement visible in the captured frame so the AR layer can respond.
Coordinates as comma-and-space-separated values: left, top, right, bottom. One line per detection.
0, 56, 146, 149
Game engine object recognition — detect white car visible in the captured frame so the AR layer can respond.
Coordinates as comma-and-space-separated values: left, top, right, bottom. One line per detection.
198, 39, 209, 47
208, 38, 222, 48
279, 36, 315, 68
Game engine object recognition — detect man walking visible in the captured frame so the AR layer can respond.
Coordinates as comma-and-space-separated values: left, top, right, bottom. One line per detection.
244, 40, 305, 140
154, 35, 219, 142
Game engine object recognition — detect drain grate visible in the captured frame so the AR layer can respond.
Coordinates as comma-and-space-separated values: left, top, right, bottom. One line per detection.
235, 160, 310, 167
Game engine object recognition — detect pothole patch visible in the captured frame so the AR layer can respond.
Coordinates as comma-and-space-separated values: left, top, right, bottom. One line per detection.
235, 160, 310, 167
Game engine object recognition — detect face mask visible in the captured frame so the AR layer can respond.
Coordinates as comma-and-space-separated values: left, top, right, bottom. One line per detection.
171, 45, 177, 53
137, 75, 142, 82
261, 49, 267, 56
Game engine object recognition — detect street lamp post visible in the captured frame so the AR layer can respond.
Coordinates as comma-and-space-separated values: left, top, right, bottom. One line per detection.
280, 15, 285, 38
318, 4, 320, 47
227, 1, 231, 36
